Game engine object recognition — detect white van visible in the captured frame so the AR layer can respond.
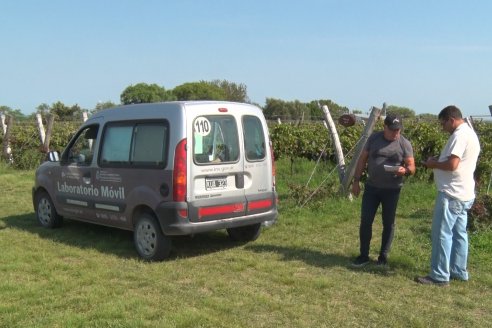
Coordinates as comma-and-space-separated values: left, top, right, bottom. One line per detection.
33, 101, 278, 260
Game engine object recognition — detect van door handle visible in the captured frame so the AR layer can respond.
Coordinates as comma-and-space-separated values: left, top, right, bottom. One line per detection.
235, 173, 244, 189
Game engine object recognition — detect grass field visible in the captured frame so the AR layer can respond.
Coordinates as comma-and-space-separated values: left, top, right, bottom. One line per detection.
0, 160, 491, 327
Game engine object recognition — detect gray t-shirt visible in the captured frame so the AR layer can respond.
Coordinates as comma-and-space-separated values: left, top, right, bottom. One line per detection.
365, 131, 414, 189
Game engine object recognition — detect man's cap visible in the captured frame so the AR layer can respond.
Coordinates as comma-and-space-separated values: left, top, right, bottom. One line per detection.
384, 114, 403, 130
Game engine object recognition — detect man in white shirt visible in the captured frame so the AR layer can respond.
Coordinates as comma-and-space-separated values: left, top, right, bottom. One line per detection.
416, 105, 480, 287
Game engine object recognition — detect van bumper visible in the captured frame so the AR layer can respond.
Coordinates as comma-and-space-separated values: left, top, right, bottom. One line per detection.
155, 202, 278, 236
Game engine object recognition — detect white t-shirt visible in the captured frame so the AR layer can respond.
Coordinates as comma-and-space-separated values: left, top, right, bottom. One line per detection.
434, 122, 481, 201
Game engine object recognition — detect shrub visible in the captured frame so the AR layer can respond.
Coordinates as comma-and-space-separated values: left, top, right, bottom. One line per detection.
469, 194, 492, 231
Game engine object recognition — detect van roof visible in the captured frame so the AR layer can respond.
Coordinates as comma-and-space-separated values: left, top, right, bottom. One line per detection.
87, 101, 261, 123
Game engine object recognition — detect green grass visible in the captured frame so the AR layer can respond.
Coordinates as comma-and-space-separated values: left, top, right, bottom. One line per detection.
1, 159, 491, 327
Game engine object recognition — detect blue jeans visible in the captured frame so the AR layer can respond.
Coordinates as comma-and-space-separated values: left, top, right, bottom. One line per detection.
430, 192, 474, 282
359, 184, 401, 259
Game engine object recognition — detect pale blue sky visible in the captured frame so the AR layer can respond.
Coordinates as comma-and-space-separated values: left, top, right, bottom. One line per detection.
1, 0, 491, 117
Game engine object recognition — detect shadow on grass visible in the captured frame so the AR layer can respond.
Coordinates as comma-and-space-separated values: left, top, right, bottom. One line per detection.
246, 243, 416, 277
2, 213, 243, 260
246, 243, 350, 268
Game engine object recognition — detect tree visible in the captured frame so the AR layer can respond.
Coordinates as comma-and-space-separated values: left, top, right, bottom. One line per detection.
120, 83, 175, 104
0, 105, 27, 121
385, 105, 416, 118
91, 101, 117, 114
263, 98, 289, 120
36, 103, 50, 115
307, 100, 350, 120
416, 113, 437, 121
210, 79, 250, 102
49, 101, 85, 120
172, 81, 225, 101
263, 98, 310, 122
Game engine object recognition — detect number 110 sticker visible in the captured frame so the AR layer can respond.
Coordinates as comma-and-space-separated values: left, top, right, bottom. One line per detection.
194, 117, 211, 136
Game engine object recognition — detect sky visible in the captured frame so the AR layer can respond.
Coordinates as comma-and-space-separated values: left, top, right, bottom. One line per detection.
1, 0, 491, 117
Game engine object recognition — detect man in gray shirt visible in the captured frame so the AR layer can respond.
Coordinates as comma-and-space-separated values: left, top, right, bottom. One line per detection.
351, 114, 416, 266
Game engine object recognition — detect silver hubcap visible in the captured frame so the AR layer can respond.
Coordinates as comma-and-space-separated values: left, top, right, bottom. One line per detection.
38, 198, 52, 225
136, 220, 157, 256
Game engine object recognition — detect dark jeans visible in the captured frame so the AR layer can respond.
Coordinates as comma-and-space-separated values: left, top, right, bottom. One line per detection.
359, 184, 401, 259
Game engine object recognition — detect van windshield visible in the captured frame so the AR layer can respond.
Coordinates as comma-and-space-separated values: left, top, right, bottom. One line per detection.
193, 115, 239, 164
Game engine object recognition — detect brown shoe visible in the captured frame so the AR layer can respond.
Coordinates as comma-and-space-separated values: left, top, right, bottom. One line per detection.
415, 275, 449, 287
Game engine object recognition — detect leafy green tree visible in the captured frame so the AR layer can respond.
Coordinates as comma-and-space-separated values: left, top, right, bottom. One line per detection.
36, 103, 50, 115
307, 100, 350, 120
120, 83, 175, 104
262, 98, 282, 119
50, 101, 85, 120
417, 113, 437, 121
172, 81, 225, 101
385, 105, 416, 118
292, 100, 311, 122
210, 79, 249, 102
0, 105, 26, 121
265, 99, 311, 122
91, 101, 117, 114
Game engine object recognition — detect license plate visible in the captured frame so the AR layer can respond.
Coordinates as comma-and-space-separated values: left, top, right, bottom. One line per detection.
205, 176, 227, 190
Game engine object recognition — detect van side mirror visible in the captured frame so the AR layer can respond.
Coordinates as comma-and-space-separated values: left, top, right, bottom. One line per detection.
47, 151, 60, 162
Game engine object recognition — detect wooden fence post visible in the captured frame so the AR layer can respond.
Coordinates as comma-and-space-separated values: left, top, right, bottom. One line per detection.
43, 114, 55, 153
36, 113, 46, 145
340, 106, 382, 197
0, 113, 7, 135
2, 115, 13, 163
322, 105, 345, 183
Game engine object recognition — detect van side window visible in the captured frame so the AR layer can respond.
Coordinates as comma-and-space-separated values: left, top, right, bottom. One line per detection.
100, 122, 168, 168
132, 124, 167, 165
243, 116, 266, 161
193, 115, 239, 164
101, 126, 133, 162
66, 125, 99, 165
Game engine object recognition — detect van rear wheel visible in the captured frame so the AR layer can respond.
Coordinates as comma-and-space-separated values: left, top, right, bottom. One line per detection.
35, 191, 63, 228
227, 223, 261, 242
134, 213, 171, 261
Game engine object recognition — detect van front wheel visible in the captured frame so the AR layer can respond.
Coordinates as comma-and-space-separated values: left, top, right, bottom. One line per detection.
227, 223, 261, 242
134, 213, 171, 261
35, 191, 63, 228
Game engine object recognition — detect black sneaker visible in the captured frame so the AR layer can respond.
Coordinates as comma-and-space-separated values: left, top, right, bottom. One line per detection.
376, 255, 387, 266
351, 256, 370, 267
415, 276, 449, 287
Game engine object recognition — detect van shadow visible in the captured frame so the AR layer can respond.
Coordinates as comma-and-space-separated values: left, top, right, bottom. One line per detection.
2, 213, 244, 260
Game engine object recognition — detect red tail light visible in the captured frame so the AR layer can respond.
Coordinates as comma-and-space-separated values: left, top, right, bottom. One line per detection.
248, 199, 273, 211
173, 139, 187, 216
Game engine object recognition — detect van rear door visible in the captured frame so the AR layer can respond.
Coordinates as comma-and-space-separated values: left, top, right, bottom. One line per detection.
187, 105, 246, 222
241, 114, 276, 215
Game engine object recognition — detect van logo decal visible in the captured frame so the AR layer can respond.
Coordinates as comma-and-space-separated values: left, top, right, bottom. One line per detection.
96, 170, 122, 183
57, 182, 125, 200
